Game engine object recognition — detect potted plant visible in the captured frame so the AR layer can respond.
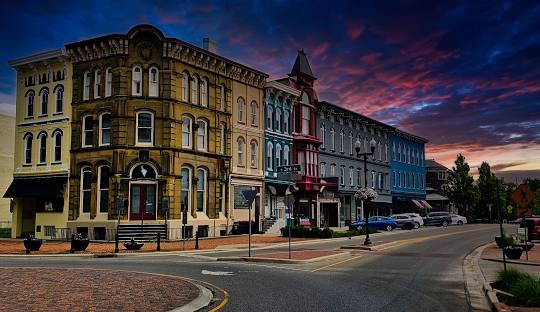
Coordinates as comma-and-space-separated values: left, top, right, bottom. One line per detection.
502, 236, 524, 259
123, 237, 144, 250
70, 233, 90, 253
23, 235, 43, 254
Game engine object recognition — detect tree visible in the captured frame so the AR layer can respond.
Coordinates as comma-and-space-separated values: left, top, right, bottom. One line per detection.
477, 162, 496, 220
445, 154, 478, 217
524, 178, 540, 215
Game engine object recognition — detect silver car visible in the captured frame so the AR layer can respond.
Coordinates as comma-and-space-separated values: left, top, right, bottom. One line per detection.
391, 214, 421, 229
451, 214, 467, 225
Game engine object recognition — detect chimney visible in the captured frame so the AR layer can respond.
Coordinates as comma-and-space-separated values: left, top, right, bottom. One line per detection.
203, 38, 218, 54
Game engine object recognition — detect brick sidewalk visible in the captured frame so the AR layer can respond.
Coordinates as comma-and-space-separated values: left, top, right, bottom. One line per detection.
0, 235, 305, 255
0, 268, 199, 311
482, 243, 540, 264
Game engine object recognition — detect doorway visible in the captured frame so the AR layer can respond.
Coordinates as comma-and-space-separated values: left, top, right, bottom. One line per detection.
130, 184, 156, 220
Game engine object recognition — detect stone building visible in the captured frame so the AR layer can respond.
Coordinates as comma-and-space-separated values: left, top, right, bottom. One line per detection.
317, 101, 393, 226
65, 25, 267, 239
5, 49, 72, 239
0, 114, 15, 231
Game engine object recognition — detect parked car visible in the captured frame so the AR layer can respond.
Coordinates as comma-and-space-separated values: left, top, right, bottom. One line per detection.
352, 216, 397, 232
423, 212, 452, 226
407, 213, 424, 226
450, 214, 467, 225
390, 214, 419, 230
521, 217, 540, 241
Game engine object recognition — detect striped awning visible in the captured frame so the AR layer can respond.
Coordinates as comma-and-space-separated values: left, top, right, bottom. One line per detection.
420, 200, 433, 209
411, 199, 424, 209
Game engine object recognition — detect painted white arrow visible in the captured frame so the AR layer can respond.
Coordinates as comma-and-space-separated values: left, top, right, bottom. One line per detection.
201, 270, 234, 276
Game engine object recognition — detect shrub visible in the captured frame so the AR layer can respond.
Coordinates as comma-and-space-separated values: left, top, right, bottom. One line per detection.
495, 268, 540, 307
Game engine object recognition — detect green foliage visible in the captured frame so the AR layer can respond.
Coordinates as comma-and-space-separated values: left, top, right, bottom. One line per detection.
476, 162, 497, 220
445, 154, 478, 217
502, 234, 515, 247
280, 226, 377, 239
495, 268, 540, 307
0, 228, 11, 238
525, 178, 540, 215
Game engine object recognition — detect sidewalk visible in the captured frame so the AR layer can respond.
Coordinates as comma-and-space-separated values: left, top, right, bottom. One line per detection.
481, 242, 540, 266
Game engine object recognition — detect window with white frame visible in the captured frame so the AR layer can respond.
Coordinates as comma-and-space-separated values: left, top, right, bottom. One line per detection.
392, 171, 396, 187
82, 115, 93, 147
237, 97, 245, 123
385, 143, 388, 162
83, 72, 91, 100
251, 101, 258, 126
276, 108, 281, 132
340, 166, 345, 185
250, 140, 257, 168
357, 168, 362, 187
136, 111, 153, 145
197, 120, 207, 151
378, 172, 383, 189
349, 132, 353, 155
200, 78, 207, 106
23, 134, 32, 165
330, 164, 336, 176
94, 70, 101, 98
180, 167, 191, 211
301, 105, 310, 135
132, 66, 142, 96
105, 68, 112, 97
283, 145, 289, 165
398, 143, 401, 161
40, 89, 48, 115
191, 76, 198, 104
378, 142, 382, 161
182, 116, 193, 148
267, 142, 273, 171
237, 137, 245, 166
182, 72, 189, 102
220, 123, 226, 154
149, 67, 159, 97
99, 112, 111, 146
340, 130, 344, 153
196, 168, 207, 212
55, 86, 63, 113
330, 128, 335, 150
320, 125, 325, 148
320, 163, 326, 177
349, 167, 354, 186
52, 131, 62, 163
276, 144, 282, 168
392, 143, 396, 160
81, 167, 92, 214
267, 105, 273, 129
26, 91, 35, 117
371, 171, 376, 188
98, 166, 110, 213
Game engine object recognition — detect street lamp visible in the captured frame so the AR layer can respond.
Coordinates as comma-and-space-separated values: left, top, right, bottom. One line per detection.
355, 138, 377, 246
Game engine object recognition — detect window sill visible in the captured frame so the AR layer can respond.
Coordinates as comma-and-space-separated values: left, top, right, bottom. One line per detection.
38, 114, 48, 118
99, 143, 111, 147
51, 161, 62, 165
24, 116, 34, 120
37, 163, 47, 166
22, 164, 32, 167
52, 112, 63, 116
82, 145, 93, 148
135, 143, 154, 147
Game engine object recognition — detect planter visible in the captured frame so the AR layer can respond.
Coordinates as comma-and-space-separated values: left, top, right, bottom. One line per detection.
495, 236, 503, 248
516, 242, 534, 252
124, 241, 144, 250
23, 238, 43, 253
70, 238, 90, 252
503, 247, 523, 260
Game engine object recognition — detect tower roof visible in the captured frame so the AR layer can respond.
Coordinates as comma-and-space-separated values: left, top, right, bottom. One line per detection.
289, 49, 316, 79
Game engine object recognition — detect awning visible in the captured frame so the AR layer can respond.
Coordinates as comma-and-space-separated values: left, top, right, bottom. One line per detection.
412, 199, 424, 209
3, 176, 67, 198
420, 200, 433, 209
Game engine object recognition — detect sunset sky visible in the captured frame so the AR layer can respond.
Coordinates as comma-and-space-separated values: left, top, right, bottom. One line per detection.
0, 1, 538, 180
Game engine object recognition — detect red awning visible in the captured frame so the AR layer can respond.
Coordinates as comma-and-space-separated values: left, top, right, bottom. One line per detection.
411, 200, 424, 209
420, 200, 433, 209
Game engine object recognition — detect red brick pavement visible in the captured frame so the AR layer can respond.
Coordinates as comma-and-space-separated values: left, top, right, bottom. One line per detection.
256, 249, 343, 260
482, 244, 540, 264
0, 268, 199, 312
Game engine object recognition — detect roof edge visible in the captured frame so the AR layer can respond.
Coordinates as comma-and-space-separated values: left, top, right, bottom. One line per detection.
8, 48, 66, 68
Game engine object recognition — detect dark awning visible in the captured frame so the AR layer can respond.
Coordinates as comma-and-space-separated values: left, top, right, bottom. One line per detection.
3, 176, 67, 198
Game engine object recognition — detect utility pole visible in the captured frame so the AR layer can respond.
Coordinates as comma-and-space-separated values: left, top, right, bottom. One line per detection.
496, 178, 507, 273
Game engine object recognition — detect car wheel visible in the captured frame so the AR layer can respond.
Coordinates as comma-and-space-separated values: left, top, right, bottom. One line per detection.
442, 220, 448, 227
386, 225, 393, 232
414, 222, 420, 229
457, 220, 463, 226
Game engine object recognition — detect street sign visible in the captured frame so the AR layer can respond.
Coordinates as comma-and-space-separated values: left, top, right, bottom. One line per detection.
277, 164, 301, 173
512, 184, 535, 208
276, 172, 303, 181
241, 190, 258, 208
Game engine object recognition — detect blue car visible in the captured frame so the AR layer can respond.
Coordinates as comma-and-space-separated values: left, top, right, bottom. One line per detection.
352, 216, 397, 232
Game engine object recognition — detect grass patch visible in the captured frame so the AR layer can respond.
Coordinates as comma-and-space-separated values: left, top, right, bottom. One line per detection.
494, 268, 540, 307
280, 226, 377, 239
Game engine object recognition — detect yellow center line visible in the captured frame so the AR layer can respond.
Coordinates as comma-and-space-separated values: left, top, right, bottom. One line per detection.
311, 255, 364, 272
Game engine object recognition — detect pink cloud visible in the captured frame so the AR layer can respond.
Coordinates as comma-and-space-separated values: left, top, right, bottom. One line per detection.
347, 22, 365, 40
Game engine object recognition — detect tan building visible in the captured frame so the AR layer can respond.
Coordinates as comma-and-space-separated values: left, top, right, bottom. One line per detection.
5, 49, 72, 239
0, 114, 15, 230
65, 25, 267, 239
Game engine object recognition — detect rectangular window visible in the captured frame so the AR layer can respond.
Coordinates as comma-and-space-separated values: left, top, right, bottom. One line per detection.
136, 112, 153, 145
349, 168, 354, 186
340, 166, 345, 185
357, 168, 362, 187
301, 106, 310, 135
98, 167, 109, 213
320, 163, 325, 177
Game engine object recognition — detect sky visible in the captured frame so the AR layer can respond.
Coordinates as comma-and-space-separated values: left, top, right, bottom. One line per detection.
0, 0, 539, 180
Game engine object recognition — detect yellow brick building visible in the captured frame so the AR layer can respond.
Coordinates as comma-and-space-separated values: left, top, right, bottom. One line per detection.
0, 114, 15, 227
5, 49, 72, 239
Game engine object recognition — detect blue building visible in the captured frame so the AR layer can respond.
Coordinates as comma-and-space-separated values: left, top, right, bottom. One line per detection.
262, 80, 300, 231
389, 130, 429, 214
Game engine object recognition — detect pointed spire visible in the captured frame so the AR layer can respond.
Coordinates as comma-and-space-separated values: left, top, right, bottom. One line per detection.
289, 49, 316, 79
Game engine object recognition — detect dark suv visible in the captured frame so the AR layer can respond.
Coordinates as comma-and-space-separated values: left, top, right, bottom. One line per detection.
423, 212, 452, 227
521, 217, 540, 241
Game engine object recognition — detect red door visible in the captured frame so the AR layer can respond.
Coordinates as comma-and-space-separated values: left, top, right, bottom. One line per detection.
130, 184, 156, 220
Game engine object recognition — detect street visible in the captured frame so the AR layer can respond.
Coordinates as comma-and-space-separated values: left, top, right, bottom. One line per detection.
0, 224, 504, 311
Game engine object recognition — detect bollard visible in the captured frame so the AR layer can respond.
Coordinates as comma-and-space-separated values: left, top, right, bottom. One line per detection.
156, 233, 161, 251
114, 233, 119, 253
69, 234, 75, 254
25, 248, 30, 254
195, 231, 199, 250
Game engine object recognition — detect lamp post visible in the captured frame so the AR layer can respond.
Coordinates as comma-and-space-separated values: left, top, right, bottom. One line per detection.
355, 138, 377, 246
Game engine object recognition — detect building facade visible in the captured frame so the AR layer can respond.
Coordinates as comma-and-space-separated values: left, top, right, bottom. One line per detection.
5, 49, 72, 239
389, 130, 429, 214
65, 25, 267, 239
317, 101, 393, 227
425, 159, 452, 212
262, 80, 300, 230
0, 114, 15, 232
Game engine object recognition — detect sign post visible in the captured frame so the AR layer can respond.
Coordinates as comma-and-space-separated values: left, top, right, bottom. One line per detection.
182, 202, 187, 251
277, 165, 301, 260
241, 190, 258, 257
284, 189, 295, 259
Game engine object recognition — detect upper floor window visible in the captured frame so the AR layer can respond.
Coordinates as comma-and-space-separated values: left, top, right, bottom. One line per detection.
180, 167, 192, 211
385, 144, 388, 162
320, 125, 325, 148
340, 166, 345, 185
52, 131, 62, 163
378, 142, 382, 161
320, 163, 326, 177
132, 66, 142, 96
330, 164, 336, 176
94, 70, 101, 98
392, 143, 396, 161
197, 120, 207, 151
220, 123, 226, 155
284, 111, 290, 134
276, 108, 281, 132
357, 168, 362, 187
266, 142, 273, 171
26, 91, 35, 117
276, 144, 282, 168
349, 167, 354, 186
105, 68, 112, 97
330, 128, 336, 151
40, 89, 48, 115
80, 167, 92, 214
149, 67, 159, 97
237, 137, 245, 166
38, 132, 47, 164
349, 132, 353, 155
200, 78, 207, 106
82, 115, 93, 147
55, 86, 63, 113
237, 97, 245, 123
301, 105, 310, 135
250, 140, 257, 168
191, 76, 198, 104
97, 166, 110, 213
371, 171, 376, 188
182, 116, 192, 149
267, 105, 273, 129
398, 144, 402, 161
99, 112, 111, 146
83, 71, 91, 100
250, 101, 258, 126
23, 133, 32, 164
136, 111, 153, 145
284, 145, 290, 165
196, 168, 207, 212
339, 130, 344, 153
181, 72, 189, 102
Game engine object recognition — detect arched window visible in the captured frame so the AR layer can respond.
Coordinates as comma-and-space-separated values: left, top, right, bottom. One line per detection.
200, 78, 207, 106
340, 166, 345, 185
320, 125, 325, 148
52, 131, 62, 163
40, 89, 48, 115
267, 105, 273, 129
97, 166, 110, 213
349, 166, 355, 186
55, 86, 63, 113
132, 66, 142, 96
398, 143, 402, 161
181, 72, 189, 102
284, 111, 290, 134
302, 92, 310, 104
284, 145, 290, 165
349, 132, 353, 155
250, 101, 258, 126
180, 167, 192, 212
330, 164, 336, 176
267, 142, 273, 171
237, 137, 245, 166
80, 167, 92, 214
26, 91, 35, 117
136, 111, 153, 145
301, 105, 310, 135
237, 97, 245, 123
82, 115, 93, 147
149, 67, 159, 97
276, 144, 282, 168
99, 112, 111, 146
105, 68, 112, 97
385, 143, 388, 162
94, 70, 101, 98
196, 168, 207, 212
339, 130, 344, 153
320, 162, 326, 177
197, 120, 207, 151
250, 140, 257, 168
182, 116, 193, 148
23, 133, 32, 165
392, 143, 396, 161
276, 108, 281, 132
83, 71, 91, 100
330, 128, 335, 151
378, 142, 382, 161
191, 76, 198, 104
357, 168, 362, 187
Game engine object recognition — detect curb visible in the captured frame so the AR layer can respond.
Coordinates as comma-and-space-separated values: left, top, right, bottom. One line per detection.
463, 242, 492, 312
480, 257, 540, 267
340, 245, 375, 251
216, 251, 351, 264
170, 283, 213, 312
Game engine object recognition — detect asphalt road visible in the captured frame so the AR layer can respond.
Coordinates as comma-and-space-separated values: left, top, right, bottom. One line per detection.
0, 224, 508, 312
